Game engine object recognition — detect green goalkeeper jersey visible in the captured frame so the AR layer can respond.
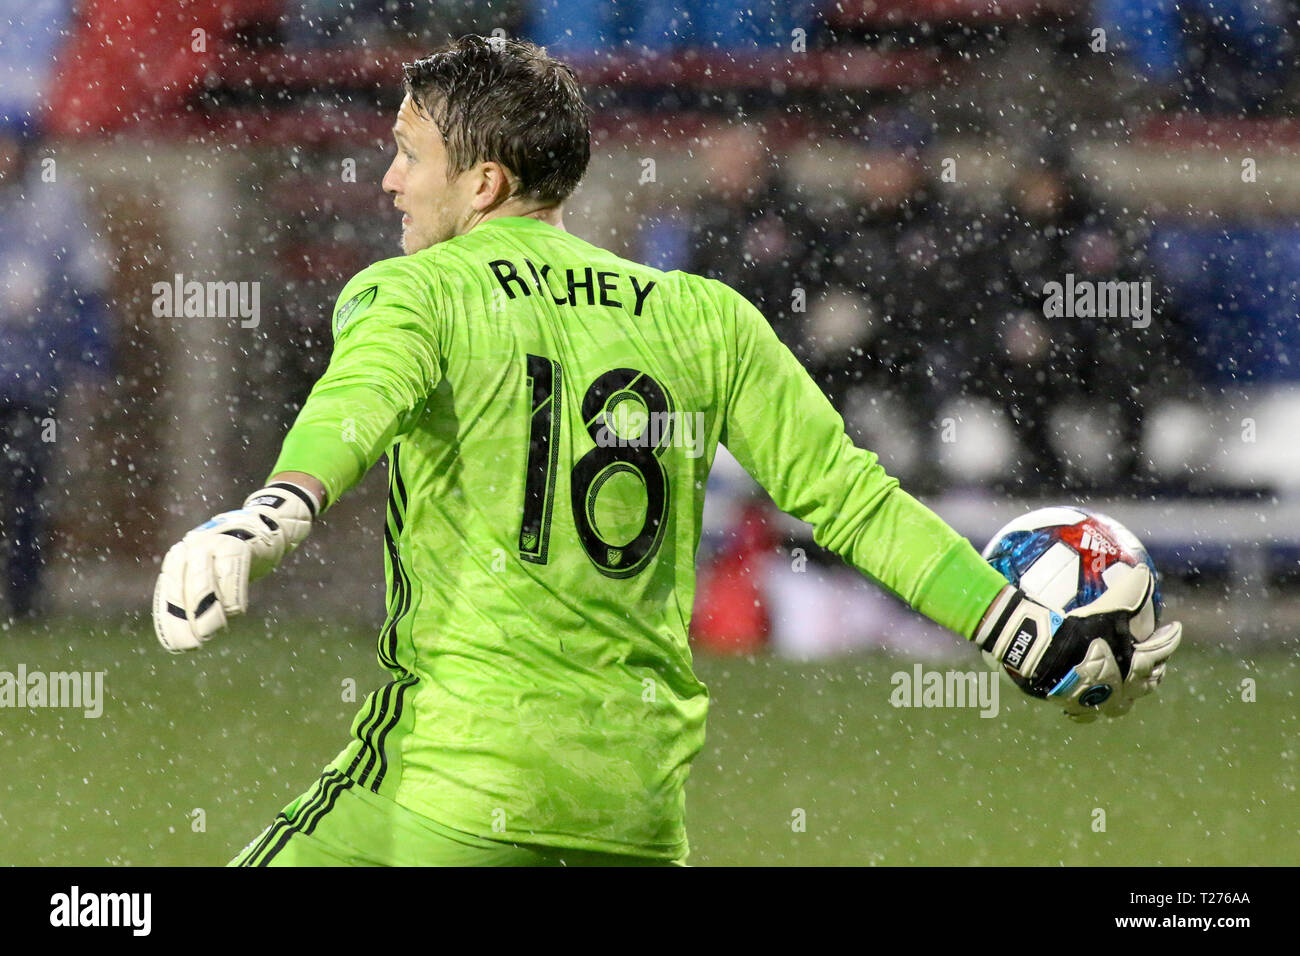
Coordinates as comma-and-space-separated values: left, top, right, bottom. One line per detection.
271, 215, 1009, 859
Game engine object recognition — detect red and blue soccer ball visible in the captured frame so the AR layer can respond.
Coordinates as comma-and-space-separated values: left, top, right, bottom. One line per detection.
980, 507, 1163, 681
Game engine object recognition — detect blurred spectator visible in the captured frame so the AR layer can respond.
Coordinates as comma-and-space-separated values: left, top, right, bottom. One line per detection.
691, 499, 774, 654
1098, 0, 1294, 114
797, 113, 984, 490
676, 124, 819, 347
636, 123, 818, 351
972, 137, 1172, 492
0, 117, 112, 621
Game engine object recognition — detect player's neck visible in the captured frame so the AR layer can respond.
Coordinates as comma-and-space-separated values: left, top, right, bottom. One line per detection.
474, 202, 566, 232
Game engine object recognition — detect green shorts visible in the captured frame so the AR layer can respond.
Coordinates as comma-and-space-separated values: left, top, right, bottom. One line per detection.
228, 769, 686, 867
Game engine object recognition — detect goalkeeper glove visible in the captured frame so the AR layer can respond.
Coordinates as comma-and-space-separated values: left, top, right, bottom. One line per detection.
152, 481, 318, 652
974, 563, 1182, 722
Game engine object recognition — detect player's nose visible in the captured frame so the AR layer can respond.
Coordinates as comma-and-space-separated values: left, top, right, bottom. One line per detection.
381, 156, 402, 195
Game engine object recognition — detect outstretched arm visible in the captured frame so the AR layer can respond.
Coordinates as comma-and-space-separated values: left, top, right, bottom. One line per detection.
716, 280, 1007, 639
717, 282, 1180, 720
151, 257, 442, 651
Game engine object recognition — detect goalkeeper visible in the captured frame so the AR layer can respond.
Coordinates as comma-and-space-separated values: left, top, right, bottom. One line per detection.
152, 36, 1182, 867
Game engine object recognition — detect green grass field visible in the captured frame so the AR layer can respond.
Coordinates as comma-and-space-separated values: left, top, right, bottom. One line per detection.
1, 617, 1295, 866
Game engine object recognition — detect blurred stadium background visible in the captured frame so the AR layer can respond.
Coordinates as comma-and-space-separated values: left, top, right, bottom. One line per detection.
0, 0, 1297, 865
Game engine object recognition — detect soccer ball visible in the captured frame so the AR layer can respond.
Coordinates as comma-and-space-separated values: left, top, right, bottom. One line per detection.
980, 506, 1162, 684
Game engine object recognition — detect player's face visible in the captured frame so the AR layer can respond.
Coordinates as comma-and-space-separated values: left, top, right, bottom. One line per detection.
383, 95, 475, 254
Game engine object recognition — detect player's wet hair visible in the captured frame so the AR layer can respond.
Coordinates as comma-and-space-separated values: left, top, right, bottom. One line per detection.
402, 35, 592, 205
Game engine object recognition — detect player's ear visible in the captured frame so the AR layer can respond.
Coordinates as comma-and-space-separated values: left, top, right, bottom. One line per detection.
470, 161, 516, 212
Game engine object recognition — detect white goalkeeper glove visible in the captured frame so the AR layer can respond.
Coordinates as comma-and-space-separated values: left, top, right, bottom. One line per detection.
152, 481, 318, 652
975, 563, 1182, 722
